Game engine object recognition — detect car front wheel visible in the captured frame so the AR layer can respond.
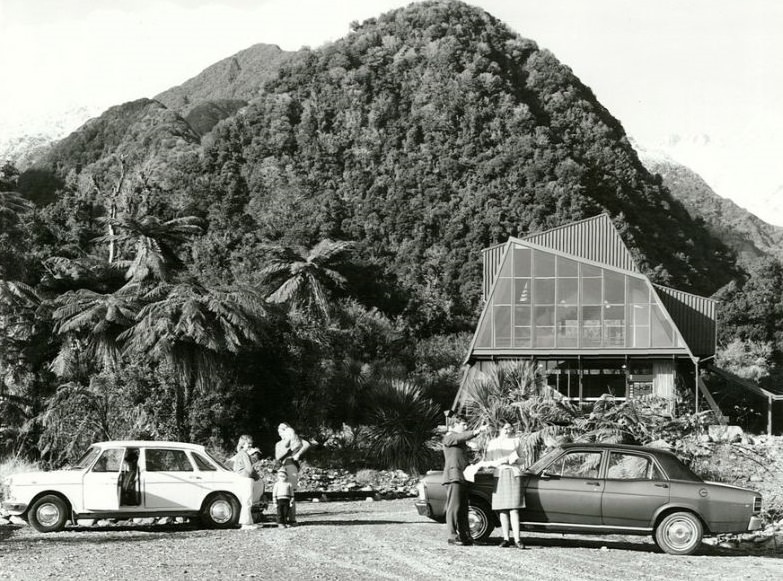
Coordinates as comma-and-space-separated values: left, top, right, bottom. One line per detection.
654, 511, 703, 555
468, 499, 494, 542
28, 494, 69, 533
201, 493, 240, 528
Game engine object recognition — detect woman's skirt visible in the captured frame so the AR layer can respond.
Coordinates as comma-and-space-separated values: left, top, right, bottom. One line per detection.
491, 465, 525, 510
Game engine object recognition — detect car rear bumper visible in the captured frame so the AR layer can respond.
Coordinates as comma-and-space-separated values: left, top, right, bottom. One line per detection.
1, 501, 28, 516
415, 500, 433, 518
748, 515, 763, 531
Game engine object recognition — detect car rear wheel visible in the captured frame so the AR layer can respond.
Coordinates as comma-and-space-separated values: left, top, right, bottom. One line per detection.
468, 499, 494, 542
201, 493, 240, 528
654, 511, 703, 555
28, 494, 69, 533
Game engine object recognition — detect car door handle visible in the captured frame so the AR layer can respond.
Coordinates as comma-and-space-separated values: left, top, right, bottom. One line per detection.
188, 476, 203, 480
585, 481, 601, 487
654, 483, 669, 488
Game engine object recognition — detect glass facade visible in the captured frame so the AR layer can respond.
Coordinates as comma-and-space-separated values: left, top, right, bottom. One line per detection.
475, 243, 682, 351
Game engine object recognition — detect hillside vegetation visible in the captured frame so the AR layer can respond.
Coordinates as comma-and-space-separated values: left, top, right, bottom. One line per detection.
2, 1, 783, 466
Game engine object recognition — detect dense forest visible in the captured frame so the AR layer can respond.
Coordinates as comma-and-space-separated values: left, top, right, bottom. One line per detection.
2, 1, 782, 467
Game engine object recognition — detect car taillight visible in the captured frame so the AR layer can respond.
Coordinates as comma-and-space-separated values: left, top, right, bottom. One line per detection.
417, 481, 427, 500
753, 496, 762, 513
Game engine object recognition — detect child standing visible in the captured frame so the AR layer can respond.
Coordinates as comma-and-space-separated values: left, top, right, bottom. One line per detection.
272, 468, 294, 528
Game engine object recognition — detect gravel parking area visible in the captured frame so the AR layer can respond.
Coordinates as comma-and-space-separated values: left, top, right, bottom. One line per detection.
1, 499, 782, 581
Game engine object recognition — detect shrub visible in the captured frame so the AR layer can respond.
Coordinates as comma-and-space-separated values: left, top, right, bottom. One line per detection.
364, 379, 442, 475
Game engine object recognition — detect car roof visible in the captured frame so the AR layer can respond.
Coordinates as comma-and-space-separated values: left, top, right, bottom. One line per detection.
560, 442, 678, 459
92, 441, 207, 451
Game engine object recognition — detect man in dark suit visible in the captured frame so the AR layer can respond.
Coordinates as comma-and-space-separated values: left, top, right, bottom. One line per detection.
442, 414, 487, 545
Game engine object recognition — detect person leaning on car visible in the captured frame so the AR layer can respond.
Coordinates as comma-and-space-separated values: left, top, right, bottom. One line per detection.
442, 414, 488, 546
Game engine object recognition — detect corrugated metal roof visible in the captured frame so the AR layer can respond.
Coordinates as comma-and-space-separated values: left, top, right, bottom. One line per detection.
521, 214, 639, 273
653, 285, 716, 357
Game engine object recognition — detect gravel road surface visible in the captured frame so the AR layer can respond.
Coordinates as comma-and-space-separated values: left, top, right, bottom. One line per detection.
1, 499, 780, 581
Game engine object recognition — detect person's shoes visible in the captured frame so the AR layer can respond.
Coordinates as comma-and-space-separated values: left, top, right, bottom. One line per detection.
459, 537, 474, 546
499, 539, 512, 548
514, 540, 527, 549
447, 538, 458, 545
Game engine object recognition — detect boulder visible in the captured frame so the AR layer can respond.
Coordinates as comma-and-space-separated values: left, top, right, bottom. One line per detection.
708, 425, 744, 443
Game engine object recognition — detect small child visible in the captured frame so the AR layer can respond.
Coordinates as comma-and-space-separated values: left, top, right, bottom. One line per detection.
272, 468, 294, 527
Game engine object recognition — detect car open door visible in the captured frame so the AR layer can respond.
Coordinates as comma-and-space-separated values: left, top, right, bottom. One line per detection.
82, 447, 125, 510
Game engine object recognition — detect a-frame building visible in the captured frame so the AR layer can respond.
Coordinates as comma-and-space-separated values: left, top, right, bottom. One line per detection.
456, 214, 722, 415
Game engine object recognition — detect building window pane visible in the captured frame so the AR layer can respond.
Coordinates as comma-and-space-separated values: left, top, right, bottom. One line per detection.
513, 306, 531, 347
513, 246, 531, 277
604, 272, 625, 304
556, 278, 578, 305
534, 306, 555, 347
628, 277, 648, 303
494, 306, 511, 347
534, 278, 555, 304
581, 278, 602, 304
534, 326, 555, 348
581, 263, 602, 278
557, 256, 579, 277
631, 304, 650, 347
533, 250, 556, 277
476, 315, 492, 348
494, 277, 512, 304
604, 305, 625, 346
651, 304, 675, 346
582, 305, 602, 347
556, 306, 579, 348
514, 278, 531, 304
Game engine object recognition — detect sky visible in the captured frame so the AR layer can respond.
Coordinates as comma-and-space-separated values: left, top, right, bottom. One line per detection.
1, 0, 782, 224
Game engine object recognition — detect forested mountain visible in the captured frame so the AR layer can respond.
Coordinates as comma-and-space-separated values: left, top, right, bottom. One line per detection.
639, 149, 783, 264
4, 0, 782, 460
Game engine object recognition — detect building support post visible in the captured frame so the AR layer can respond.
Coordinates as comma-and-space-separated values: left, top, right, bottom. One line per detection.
769, 395, 773, 436
694, 359, 699, 415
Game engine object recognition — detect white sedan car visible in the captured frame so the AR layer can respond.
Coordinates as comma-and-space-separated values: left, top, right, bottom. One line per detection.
1, 440, 265, 532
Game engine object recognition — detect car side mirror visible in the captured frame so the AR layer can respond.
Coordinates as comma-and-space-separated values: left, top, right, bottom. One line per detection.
539, 470, 552, 480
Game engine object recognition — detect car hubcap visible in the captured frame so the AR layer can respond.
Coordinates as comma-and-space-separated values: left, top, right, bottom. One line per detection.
37, 503, 61, 527
468, 508, 487, 538
665, 519, 696, 549
210, 499, 233, 524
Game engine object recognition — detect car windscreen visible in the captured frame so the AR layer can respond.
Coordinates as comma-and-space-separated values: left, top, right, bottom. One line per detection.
526, 447, 563, 474
71, 446, 101, 470
204, 450, 231, 471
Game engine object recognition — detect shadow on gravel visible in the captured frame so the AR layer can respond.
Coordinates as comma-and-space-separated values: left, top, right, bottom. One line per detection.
488, 534, 783, 558
292, 519, 417, 527
0, 525, 23, 541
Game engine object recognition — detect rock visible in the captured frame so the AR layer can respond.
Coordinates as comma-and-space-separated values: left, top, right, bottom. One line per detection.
708, 425, 744, 443
10, 516, 26, 525
77, 519, 95, 527
0, 516, 11, 525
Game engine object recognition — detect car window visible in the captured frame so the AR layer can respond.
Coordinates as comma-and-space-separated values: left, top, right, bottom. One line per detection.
91, 448, 125, 473
191, 452, 218, 471
606, 452, 662, 480
73, 446, 101, 470
145, 449, 194, 472
547, 451, 602, 478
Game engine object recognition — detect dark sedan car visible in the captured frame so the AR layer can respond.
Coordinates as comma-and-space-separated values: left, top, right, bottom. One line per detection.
415, 443, 763, 555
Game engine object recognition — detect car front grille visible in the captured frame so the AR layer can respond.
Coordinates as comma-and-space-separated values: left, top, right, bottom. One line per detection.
754, 496, 762, 513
